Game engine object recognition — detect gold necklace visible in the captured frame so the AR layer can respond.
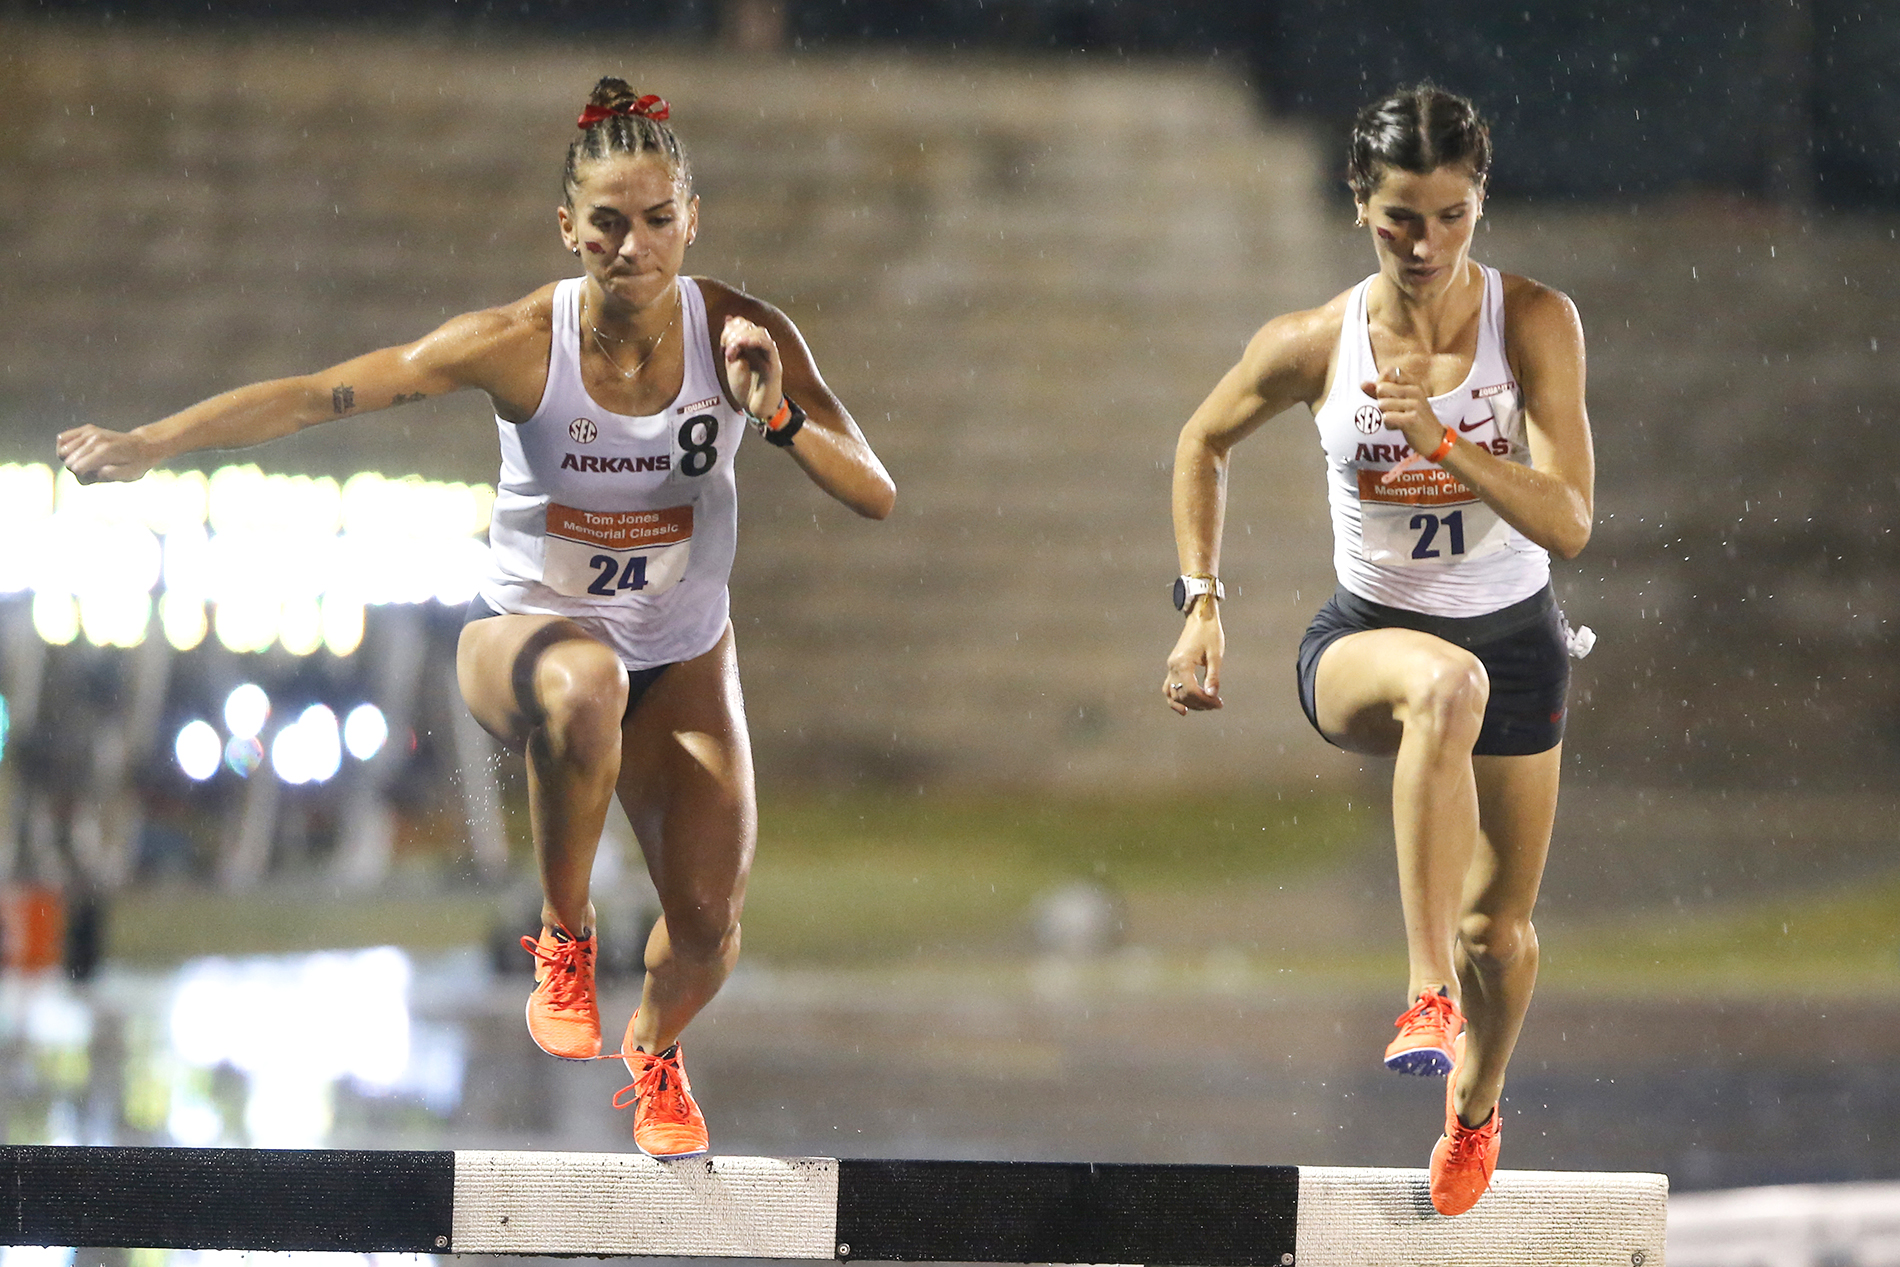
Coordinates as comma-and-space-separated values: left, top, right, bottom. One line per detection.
586, 288, 680, 380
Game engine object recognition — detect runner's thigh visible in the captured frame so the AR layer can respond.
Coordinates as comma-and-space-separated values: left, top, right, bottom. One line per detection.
1314, 626, 1488, 756
456, 612, 623, 750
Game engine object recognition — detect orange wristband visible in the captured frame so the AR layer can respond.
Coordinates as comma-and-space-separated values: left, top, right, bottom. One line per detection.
1427, 426, 1456, 463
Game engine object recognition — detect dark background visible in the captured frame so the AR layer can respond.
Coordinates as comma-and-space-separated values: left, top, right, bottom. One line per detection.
18, 0, 1896, 204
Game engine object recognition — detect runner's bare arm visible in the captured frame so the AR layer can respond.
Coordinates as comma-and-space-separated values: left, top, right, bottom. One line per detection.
1368, 280, 1594, 558
56, 295, 547, 484
712, 284, 894, 520
1165, 301, 1338, 715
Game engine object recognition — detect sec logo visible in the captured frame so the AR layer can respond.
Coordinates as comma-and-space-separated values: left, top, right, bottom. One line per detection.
569, 417, 598, 444
1353, 404, 1384, 435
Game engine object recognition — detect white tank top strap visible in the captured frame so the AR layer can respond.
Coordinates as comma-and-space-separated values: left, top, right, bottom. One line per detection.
681, 273, 713, 381
554, 275, 582, 365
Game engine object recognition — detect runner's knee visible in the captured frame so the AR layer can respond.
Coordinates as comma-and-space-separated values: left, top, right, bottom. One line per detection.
1460, 912, 1536, 972
663, 895, 742, 960
1403, 652, 1488, 746
535, 642, 628, 763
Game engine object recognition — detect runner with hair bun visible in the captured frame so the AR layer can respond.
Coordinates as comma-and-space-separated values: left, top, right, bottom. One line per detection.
1160, 84, 1593, 1215
58, 75, 895, 1158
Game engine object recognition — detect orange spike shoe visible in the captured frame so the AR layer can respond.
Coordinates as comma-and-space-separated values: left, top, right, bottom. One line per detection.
614, 1038, 709, 1159
1430, 1035, 1501, 1216
519, 926, 601, 1059
1383, 987, 1463, 1076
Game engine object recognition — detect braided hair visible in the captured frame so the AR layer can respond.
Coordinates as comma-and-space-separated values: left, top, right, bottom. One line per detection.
563, 76, 693, 205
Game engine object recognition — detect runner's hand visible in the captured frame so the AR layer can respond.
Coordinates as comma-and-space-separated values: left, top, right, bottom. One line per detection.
56, 425, 157, 485
1163, 608, 1224, 715
1360, 367, 1441, 484
721, 315, 785, 419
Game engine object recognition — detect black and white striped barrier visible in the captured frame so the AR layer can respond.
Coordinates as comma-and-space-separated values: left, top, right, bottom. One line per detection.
2, 1146, 1666, 1266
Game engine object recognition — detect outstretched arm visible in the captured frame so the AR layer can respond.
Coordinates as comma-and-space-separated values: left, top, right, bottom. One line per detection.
1165, 302, 1336, 715
57, 301, 538, 484
712, 287, 895, 521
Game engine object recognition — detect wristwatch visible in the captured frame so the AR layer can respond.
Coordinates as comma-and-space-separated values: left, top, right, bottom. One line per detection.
1172, 573, 1224, 614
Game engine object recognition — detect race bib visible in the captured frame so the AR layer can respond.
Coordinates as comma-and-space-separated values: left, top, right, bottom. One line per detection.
542, 502, 693, 600
1356, 468, 1510, 566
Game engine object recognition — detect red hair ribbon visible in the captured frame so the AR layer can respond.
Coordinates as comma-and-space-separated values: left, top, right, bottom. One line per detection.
577, 95, 671, 128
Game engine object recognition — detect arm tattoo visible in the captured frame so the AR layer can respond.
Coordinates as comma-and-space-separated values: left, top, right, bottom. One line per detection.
390, 392, 427, 407
331, 385, 356, 414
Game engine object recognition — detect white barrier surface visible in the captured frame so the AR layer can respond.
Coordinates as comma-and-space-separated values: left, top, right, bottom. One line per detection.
451, 1150, 840, 1258
1295, 1165, 1669, 1267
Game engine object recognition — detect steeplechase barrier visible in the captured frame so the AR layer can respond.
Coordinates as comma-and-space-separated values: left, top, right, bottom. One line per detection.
2, 1146, 1666, 1266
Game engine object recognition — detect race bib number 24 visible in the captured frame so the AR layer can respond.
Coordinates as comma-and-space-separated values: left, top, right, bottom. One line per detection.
541, 502, 693, 600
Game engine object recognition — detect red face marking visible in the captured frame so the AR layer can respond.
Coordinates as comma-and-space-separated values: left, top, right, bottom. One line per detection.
585, 242, 606, 254
1375, 226, 1396, 242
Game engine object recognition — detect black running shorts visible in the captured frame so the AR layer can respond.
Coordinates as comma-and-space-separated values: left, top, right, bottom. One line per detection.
1295, 584, 1570, 757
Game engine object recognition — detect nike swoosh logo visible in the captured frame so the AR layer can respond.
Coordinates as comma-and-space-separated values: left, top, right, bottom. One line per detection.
1457, 419, 1490, 433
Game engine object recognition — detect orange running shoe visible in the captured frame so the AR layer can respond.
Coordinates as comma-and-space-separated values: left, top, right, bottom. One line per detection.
1383, 987, 1463, 1076
520, 926, 601, 1059
615, 1040, 709, 1159
1430, 1035, 1501, 1216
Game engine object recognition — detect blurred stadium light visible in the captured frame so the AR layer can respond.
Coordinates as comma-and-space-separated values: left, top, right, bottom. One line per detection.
0, 464, 492, 657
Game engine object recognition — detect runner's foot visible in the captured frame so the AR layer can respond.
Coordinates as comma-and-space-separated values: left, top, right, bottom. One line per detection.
1430, 1035, 1501, 1216
615, 1036, 709, 1159
1383, 986, 1463, 1076
520, 925, 601, 1059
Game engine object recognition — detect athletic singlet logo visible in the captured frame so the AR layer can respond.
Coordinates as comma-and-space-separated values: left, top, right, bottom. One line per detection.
678, 395, 722, 415
1471, 381, 1516, 400
1353, 404, 1384, 435
559, 453, 672, 474
569, 418, 598, 443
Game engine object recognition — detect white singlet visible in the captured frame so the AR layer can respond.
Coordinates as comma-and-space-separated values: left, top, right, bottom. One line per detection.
480, 275, 745, 669
1311, 265, 1549, 618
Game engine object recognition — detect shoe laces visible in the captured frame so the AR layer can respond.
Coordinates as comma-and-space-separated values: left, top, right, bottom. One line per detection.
1395, 989, 1457, 1038
520, 932, 594, 1011
1446, 1112, 1497, 1163
614, 1048, 690, 1119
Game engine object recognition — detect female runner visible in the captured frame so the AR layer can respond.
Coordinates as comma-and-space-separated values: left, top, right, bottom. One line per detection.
58, 78, 895, 1159
1161, 85, 1592, 1215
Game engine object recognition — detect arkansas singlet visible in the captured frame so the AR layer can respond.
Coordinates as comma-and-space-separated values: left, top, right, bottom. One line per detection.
479, 275, 744, 669
1311, 265, 1548, 618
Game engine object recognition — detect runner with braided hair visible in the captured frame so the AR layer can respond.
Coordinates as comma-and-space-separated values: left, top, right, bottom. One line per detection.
59, 75, 895, 1157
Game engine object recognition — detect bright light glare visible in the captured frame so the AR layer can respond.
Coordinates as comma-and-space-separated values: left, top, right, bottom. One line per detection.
30, 593, 78, 646
175, 720, 222, 782
9, 462, 494, 655
161, 592, 208, 651
168, 948, 414, 1146
224, 684, 270, 739
79, 590, 150, 648
273, 705, 342, 785
343, 704, 388, 762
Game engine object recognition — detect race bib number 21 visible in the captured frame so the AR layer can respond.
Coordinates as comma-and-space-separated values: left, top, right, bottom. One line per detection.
1356, 467, 1505, 566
